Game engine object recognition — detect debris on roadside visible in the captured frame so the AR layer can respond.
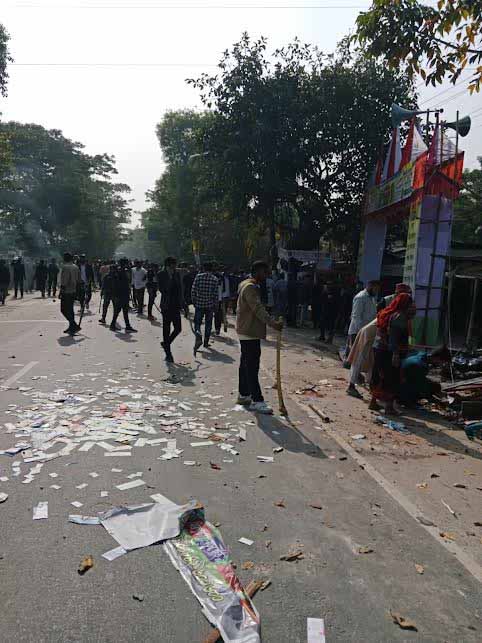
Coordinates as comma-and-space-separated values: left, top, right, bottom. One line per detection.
309, 503, 322, 510
280, 550, 304, 562
78, 555, 94, 575
357, 546, 374, 554
390, 610, 418, 631
414, 563, 425, 575
132, 593, 144, 602
33, 501, 48, 520
0, 492, 8, 503
307, 617, 326, 643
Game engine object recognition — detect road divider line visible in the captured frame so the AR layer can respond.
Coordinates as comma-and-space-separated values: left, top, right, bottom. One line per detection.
2, 361, 39, 388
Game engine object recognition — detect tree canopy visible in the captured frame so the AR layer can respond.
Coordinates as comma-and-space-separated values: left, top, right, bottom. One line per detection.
0, 23, 12, 98
453, 157, 482, 244
353, 0, 482, 94
0, 122, 131, 257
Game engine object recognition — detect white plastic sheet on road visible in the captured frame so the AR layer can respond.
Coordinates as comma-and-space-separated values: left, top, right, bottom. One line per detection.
99, 500, 197, 551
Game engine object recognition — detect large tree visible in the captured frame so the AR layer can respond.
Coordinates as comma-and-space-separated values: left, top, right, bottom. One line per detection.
353, 0, 482, 93
187, 34, 415, 257
0, 122, 131, 256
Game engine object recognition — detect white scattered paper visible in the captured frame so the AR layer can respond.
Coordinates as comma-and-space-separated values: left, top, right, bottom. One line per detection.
190, 441, 215, 447
48, 472, 58, 478
238, 537, 253, 546
102, 545, 128, 561
105, 452, 131, 457
183, 461, 197, 466
33, 501, 48, 520
127, 472, 143, 479
111, 468, 123, 473
79, 441, 94, 452
0, 492, 8, 503
69, 514, 100, 525
101, 491, 109, 498
116, 479, 145, 491
150, 493, 178, 508
89, 472, 99, 478
239, 428, 247, 441
257, 456, 274, 463
76, 483, 88, 490
50, 484, 61, 490
71, 501, 83, 508
307, 618, 326, 643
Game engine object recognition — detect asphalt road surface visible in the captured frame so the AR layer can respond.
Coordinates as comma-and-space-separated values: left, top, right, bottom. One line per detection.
0, 293, 480, 642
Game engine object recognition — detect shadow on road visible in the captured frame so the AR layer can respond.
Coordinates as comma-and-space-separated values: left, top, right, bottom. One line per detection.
114, 331, 138, 343
164, 361, 199, 387
202, 347, 235, 364
57, 335, 87, 347
255, 413, 326, 460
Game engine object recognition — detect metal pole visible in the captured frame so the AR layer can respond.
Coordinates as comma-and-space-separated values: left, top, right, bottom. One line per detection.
425, 109, 431, 146
466, 279, 479, 348
421, 112, 442, 345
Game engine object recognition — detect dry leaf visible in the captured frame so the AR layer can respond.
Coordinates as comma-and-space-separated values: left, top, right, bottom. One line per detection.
440, 531, 457, 541
265, 539, 272, 549
241, 561, 255, 570
415, 563, 424, 575
430, 473, 440, 478
453, 483, 467, 489
260, 579, 271, 591
390, 610, 418, 631
280, 550, 304, 562
358, 546, 374, 554
416, 482, 428, 489
78, 555, 94, 575
274, 500, 286, 508
210, 462, 221, 470
309, 503, 323, 510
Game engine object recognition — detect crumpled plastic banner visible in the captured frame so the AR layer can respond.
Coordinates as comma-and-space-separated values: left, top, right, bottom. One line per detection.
164, 505, 260, 643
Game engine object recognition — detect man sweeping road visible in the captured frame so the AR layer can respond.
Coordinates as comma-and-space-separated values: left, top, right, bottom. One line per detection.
236, 260, 283, 414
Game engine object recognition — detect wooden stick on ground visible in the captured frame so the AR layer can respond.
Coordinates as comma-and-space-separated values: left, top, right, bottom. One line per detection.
203, 579, 264, 643
276, 318, 288, 416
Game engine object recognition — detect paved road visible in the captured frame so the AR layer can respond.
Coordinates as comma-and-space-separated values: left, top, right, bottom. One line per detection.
0, 293, 480, 642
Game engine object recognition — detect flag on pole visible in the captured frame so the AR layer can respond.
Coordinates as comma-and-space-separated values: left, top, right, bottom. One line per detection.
382, 128, 402, 181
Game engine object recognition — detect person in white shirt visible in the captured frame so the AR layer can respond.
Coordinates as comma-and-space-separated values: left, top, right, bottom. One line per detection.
131, 260, 147, 315
346, 280, 379, 354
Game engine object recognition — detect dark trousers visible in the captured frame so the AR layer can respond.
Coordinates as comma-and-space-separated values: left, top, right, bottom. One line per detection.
214, 302, 223, 333
14, 278, 24, 298
38, 279, 47, 297
48, 276, 57, 296
147, 289, 156, 317
0, 285, 7, 304
162, 309, 182, 346
101, 293, 111, 320
320, 313, 336, 342
194, 307, 214, 341
134, 288, 145, 314
60, 293, 76, 329
239, 339, 263, 402
112, 297, 130, 327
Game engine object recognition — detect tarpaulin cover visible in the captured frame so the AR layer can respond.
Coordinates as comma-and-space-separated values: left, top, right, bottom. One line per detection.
164, 505, 260, 643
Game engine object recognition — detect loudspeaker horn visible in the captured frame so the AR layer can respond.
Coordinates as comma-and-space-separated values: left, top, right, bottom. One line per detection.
443, 115, 471, 137
391, 103, 427, 128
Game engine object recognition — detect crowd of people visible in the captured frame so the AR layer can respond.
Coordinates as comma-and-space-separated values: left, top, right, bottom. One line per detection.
2, 253, 449, 418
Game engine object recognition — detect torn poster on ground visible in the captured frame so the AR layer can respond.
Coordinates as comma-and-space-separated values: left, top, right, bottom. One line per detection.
164, 504, 260, 643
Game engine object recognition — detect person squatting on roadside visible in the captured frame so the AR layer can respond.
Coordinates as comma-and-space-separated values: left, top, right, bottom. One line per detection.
236, 260, 283, 415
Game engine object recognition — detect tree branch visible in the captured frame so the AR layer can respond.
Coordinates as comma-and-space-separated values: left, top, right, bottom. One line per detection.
433, 36, 482, 56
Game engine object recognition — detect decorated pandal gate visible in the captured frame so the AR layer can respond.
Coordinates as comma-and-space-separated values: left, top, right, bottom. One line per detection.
357, 104, 471, 345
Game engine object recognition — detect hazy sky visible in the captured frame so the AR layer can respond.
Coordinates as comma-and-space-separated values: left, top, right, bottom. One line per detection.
1, 1, 481, 224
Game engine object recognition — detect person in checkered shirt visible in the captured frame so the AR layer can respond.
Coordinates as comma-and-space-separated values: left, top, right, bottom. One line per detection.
191, 262, 219, 353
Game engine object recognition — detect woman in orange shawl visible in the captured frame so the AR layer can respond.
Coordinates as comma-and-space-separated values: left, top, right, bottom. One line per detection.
369, 293, 413, 415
